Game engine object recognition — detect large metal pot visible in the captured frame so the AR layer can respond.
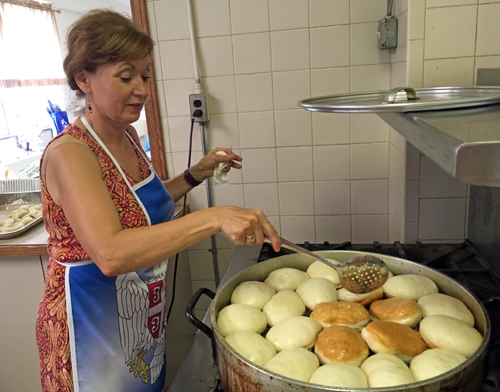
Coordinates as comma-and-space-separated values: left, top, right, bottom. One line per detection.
187, 251, 491, 391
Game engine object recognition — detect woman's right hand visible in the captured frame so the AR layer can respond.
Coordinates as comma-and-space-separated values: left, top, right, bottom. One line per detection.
215, 206, 281, 252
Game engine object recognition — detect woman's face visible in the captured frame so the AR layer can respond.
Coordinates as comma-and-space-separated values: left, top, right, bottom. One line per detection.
87, 56, 151, 126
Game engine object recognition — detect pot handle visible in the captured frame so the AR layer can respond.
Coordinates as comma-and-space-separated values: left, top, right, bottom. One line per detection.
185, 287, 217, 364
185, 287, 216, 340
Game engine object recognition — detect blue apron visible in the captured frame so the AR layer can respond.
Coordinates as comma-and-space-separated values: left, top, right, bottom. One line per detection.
58, 117, 175, 392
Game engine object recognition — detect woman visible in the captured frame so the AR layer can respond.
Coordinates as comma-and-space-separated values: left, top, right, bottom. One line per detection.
36, 9, 280, 392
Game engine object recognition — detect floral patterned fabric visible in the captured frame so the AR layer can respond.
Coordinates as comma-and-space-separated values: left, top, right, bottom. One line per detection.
36, 124, 151, 392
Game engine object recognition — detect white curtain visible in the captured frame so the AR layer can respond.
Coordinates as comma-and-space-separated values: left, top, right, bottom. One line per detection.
0, 0, 66, 88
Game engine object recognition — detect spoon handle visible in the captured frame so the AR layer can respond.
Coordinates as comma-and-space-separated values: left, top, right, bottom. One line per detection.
277, 237, 343, 273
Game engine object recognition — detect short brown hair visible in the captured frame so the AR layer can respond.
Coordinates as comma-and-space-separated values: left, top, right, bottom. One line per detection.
63, 9, 154, 94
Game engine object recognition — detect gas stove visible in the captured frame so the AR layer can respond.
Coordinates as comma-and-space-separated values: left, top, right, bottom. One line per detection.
170, 240, 500, 392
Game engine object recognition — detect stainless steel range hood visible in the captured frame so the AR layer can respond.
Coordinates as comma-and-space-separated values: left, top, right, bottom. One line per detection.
299, 86, 500, 187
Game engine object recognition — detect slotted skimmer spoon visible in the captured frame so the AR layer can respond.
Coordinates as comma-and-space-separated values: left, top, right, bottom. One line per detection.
270, 237, 390, 294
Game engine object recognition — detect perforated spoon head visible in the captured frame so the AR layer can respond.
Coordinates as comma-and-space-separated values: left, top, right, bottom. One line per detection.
337, 255, 389, 294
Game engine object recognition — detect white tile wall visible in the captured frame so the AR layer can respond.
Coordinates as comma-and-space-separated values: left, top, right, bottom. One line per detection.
230, 0, 270, 35
351, 143, 389, 180
313, 145, 350, 181
192, 0, 231, 38
238, 111, 276, 149
311, 67, 350, 96
350, 22, 391, 66
278, 182, 315, 215
309, 0, 350, 27
351, 180, 389, 214
232, 33, 272, 75
350, 114, 390, 144
314, 181, 351, 215
269, 0, 309, 31
312, 113, 350, 145
476, 3, 500, 56
235, 73, 274, 112
275, 110, 312, 146
351, 215, 389, 243
277, 147, 313, 182
279, 215, 316, 242
273, 70, 311, 110
424, 6, 477, 59
310, 26, 350, 68
315, 215, 351, 243
271, 29, 310, 71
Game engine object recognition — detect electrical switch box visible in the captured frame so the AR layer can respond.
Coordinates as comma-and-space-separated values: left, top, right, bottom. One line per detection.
377, 15, 398, 50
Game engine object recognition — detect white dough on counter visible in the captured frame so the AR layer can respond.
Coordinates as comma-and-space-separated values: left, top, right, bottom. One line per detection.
296, 277, 338, 311
361, 353, 415, 387
262, 290, 305, 327
418, 293, 475, 326
225, 330, 276, 367
264, 267, 309, 291
307, 260, 341, 287
419, 315, 483, 358
410, 349, 467, 382
266, 316, 321, 352
263, 348, 319, 382
217, 303, 267, 338
309, 363, 368, 388
383, 274, 438, 301
230, 281, 276, 310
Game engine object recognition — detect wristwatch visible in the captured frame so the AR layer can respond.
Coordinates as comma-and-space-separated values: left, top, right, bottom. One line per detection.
183, 169, 202, 187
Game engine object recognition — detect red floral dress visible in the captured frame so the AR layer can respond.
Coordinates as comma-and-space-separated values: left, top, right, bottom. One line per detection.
35, 124, 151, 392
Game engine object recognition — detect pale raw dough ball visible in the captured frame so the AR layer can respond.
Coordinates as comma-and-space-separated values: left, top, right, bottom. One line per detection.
361, 353, 415, 387
20, 216, 34, 226
266, 316, 321, 352
263, 348, 319, 382
410, 349, 467, 382
419, 315, 482, 358
35, 212, 43, 219
16, 209, 28, 219
309, 363, 368, 388
307, 260, 341, 287
418, 293, 475, 326
383, 274, 438, 301
337, 287, 384, 306
262, 290, 305, 327
265, 268, 309, 291
1, 226, 17, 233
225, 331, 276, 367
3, 218, 15, 226
296, 277, 338, 311
231, 281, 276, 310
217, 304, 267, 338
19, 205, 30, 211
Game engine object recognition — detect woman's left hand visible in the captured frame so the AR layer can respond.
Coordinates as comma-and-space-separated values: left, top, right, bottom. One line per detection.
189, 148, 242, 181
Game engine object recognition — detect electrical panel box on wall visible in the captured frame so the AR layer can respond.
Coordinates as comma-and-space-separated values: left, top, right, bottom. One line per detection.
378, 16, 398, 50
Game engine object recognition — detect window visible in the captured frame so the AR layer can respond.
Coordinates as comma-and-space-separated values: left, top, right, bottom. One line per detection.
0, 0, 66, 145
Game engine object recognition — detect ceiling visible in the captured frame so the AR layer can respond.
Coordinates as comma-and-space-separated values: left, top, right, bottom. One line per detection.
49, 0, 130, 15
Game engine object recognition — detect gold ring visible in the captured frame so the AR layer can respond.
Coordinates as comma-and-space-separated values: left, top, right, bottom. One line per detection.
246, 235, 256, 243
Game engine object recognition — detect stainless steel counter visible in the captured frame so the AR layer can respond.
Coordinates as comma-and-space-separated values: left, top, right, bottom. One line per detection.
169, 244, 262, 392
378, 103, 500, 187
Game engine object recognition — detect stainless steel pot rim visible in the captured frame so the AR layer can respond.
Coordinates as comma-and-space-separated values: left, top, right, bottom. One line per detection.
211, 250, 491, 391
